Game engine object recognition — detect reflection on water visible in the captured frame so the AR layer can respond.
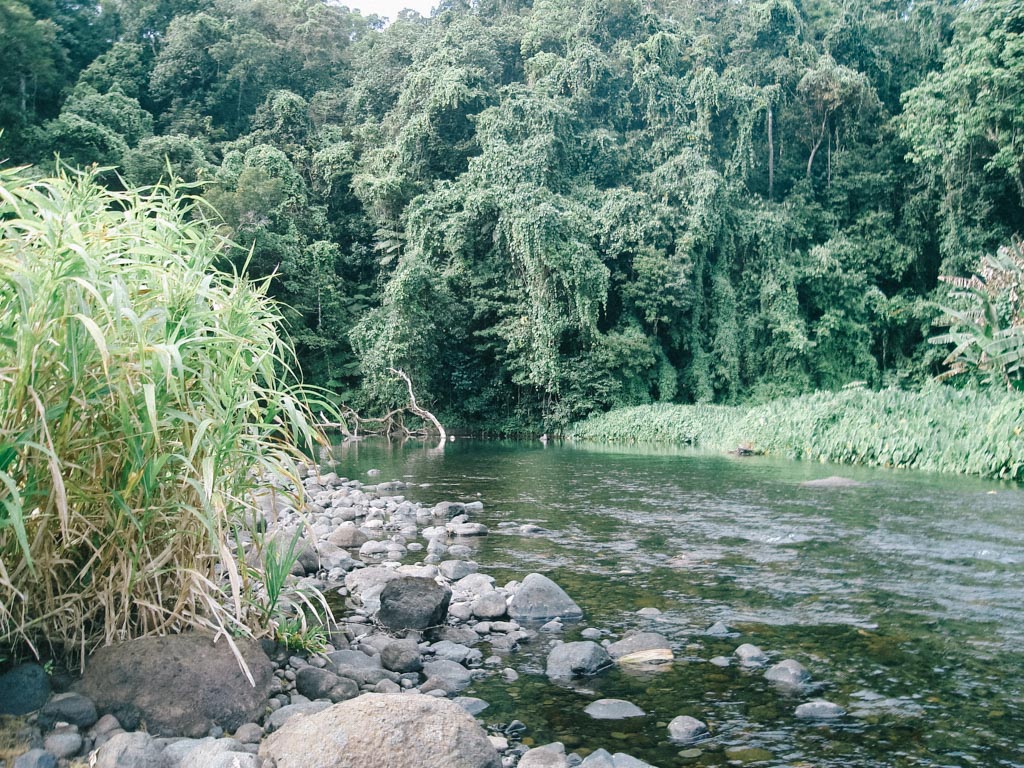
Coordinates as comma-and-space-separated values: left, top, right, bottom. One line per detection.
326, 438, 1024, 768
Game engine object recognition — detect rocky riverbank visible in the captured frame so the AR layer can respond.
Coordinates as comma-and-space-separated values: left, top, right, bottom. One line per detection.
0, 466, 848, 768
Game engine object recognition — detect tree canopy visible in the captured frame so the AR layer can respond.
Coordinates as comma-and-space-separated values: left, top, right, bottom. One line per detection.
2, 0, 1020, 431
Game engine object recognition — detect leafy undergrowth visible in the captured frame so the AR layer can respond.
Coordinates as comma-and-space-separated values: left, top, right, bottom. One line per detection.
570, 387, 1024, 481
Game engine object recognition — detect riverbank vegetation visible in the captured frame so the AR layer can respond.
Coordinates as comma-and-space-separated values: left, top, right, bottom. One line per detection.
570, 387, 1024, 481
2, 0, 1022, 434
0, 166, 327, 664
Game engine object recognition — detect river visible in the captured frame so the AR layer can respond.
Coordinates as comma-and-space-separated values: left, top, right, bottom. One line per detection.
326, 438, 1024, 768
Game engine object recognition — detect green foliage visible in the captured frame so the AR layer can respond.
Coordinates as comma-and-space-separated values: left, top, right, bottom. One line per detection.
4, 0, 1021, 436
931, 238, 1024, 390
571, 386, 1024, 481
0, 165, 328, 660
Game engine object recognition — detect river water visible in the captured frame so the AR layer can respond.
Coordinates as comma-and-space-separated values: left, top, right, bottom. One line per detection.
326, 438, 1024, 768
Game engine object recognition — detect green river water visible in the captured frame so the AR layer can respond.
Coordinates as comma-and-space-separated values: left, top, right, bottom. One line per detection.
326, 438, 1024, 768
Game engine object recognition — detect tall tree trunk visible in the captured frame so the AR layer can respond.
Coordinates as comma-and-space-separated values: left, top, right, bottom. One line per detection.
807, 113, 828, 179
767, 105, 775, 199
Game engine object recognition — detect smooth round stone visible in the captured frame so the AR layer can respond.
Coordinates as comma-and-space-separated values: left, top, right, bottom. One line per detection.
765, 659, 811, 687
709, 656, 731, 667
667, 715, 708, 743
583, 699, 646, 719
636, 607, 662, 617
734, 643, 768, 666
795, 700, 845, 719
581, 628, 602, 640
44, 729, 83, 759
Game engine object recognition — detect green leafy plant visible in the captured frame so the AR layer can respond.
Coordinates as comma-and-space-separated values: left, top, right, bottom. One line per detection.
275, 617, 328, 654
0, 164, 331, 669
931, 237, 1024, 390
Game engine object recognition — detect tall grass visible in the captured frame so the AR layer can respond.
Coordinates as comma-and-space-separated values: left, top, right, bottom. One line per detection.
0, 165, 327, 667
570, 386, 1024, 482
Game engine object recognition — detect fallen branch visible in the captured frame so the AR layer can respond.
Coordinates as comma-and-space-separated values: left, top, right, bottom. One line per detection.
317, 370, 447, 444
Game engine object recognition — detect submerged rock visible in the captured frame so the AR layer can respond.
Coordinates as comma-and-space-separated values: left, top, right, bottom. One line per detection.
800, 476, 862, 488
667, 715, 708, 743
583, 699, 646, 719
734, 643, 768, 666
764, 659, 811, 688
795, 700, 845, 719
606, 632, 672, 664
545, 641, 611, 679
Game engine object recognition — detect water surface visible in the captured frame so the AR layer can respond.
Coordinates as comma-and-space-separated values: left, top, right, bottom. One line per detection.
327, 439, 1024, 768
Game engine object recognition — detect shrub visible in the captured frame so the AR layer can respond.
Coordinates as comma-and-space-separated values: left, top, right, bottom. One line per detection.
0, 165, 327, 668
570, 386, 1024, 481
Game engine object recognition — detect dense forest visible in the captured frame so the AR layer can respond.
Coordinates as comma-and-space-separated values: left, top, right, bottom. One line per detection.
2, 0, 1022, 432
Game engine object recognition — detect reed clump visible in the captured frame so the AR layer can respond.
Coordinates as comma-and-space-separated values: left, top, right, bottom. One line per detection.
570, 386, 1024, 481
0, 165, 325, 666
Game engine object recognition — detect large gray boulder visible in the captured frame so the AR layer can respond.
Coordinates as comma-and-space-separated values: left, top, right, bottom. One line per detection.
77, 634, 273, 738
377, 577, 451, 631
260, 693, 501, 768
545, 642, 611, 679
508, 574, 583, 622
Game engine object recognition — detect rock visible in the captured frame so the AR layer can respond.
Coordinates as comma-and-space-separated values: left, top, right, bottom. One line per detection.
44, 726, 84, 759
260, 693, 501, 768
38, 692, 98, 729
578, 750, 656, 768
171, 738, 250, 768
704, 621, 732, 636
13, 749, 57, 768
431, 640, 472, 664
439, 560, 478, 581
377, 577, 452, 632
454, 697, 490, 716
734, 643, 768, 666
795, 700, 845, 719
518, 742, 567, 768
583, 699, 646, 719
0, 663, 50, 715
709, 656, 731, 667
764, 659, 810, 688
264, 701, 332, 733
294, 667, 358, 702
635, 607, 662, 617
471, 591, 508, 620
448, 523, 488, 537
545, 642, 611, 679
539, 620, 563, 633
606, 632, 672, 661
328, 524, 369, 548
422, 659, 474, 692
232, 724, 262, 744
800, 476, 862, 488
667, 715, 708, 743
77, 634, 273, 738
508, 574, 583, 622
94, 731, 167, 768
452, 574, 496, 600
381, 640, 423, 673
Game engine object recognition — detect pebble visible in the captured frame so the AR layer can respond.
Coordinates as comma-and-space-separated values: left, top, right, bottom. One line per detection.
44, 727, 83, 759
